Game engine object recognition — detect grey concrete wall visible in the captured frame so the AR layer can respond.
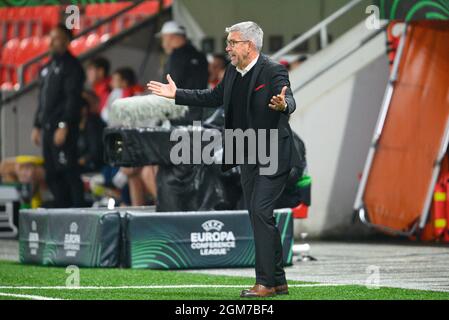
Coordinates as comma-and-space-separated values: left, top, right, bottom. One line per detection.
290, 54, 390, 239
176, 0, 373, 54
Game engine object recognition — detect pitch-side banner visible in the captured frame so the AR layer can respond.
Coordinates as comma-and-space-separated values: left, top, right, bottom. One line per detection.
19, 207, 294, 269
19, 208, 121, 267
378, 0, 449, 20
125, 209, 294, 269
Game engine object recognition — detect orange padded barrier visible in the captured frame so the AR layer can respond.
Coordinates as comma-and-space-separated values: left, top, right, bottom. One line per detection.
364, 21, 449, 233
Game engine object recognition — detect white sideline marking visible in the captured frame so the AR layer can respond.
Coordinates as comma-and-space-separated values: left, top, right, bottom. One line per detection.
0, 292, 63, 300
0, 283, 348, 290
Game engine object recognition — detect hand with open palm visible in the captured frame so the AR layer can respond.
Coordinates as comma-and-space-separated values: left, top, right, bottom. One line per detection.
147, 74, 177, 99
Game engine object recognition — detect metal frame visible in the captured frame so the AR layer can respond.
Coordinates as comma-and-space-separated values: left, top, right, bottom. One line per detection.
353, 23, 417, 236
419, 115, 449, 229
271, 0, 364, 61
292, 23, 387, 94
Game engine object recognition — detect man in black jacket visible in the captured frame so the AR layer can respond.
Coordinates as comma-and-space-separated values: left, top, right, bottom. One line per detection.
157, 20, 209, 124
31, 24, 86, 208
148, 21, 302, 298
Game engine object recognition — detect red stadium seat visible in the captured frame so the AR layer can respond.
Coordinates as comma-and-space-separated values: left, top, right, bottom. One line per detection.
35, 36, 50, 56
15, 37, 32, 65
122, 15, 136, 29
106, 2, 131, 16
17, 37, 42, 84
129, 1, 159, 16
100, 33, 111, 43
163, 0, 173, 8
17, 7, 36, 38
69, 36, 87, 56
0, 66, 8, 84
85, 33, 100, 50
85, 3, 101, 18
5, 7, 16, 19
1, 39, 20, 65
5, 21, 17, 41
1, 81, 14, 91
10, 68, 17, 85
0, 8, 8, 20
39, 6, 60, 33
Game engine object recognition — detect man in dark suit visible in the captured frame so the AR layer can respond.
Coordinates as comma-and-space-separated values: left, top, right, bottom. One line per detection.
148, 21, 302, 298
31, 24, 86, 208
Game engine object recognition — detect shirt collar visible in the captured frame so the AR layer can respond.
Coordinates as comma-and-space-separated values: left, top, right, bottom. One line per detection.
236, 54, 260, 77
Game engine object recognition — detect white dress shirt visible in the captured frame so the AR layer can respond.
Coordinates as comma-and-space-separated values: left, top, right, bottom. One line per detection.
236, 54, 260, 77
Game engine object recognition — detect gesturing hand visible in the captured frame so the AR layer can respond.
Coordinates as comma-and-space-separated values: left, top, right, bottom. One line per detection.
147, 74, 177, 99
269, 86, 288, 112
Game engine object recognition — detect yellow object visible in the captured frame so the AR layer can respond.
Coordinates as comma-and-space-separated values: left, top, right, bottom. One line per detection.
434, 218, 447, 229
15, 155, 44, 166
434, 191, 446, 202
31, 194, 42, 209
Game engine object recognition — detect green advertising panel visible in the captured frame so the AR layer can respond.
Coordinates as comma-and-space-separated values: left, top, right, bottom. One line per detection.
125, 209, 294, 269
19, 208, 121, 267
19, 207, 294, 270
379, 0, 449, 20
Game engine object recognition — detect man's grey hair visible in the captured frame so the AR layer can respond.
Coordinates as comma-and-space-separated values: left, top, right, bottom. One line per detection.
225, 21, 264, 52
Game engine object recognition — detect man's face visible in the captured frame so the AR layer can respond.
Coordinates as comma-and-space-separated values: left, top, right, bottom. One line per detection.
86, 66, 104, 85
226, 31, 251, 68
161, 34, 175, 55
111, 73, 126, 89
49, 28, 69, 55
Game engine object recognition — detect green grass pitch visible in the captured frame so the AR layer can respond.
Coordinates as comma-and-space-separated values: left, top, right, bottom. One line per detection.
0, 261, 448, 300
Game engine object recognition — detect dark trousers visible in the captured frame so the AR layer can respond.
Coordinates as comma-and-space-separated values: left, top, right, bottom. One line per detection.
240, 164, 289, 287
42, 127, 85, 208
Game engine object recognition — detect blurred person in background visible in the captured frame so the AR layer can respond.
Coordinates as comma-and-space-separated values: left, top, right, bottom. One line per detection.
86, 56, 111, 114
101, 67, 144, 124
99, 66, 154, 206
208, 53, 229, 88
120, 166, 158, 207
203, 53, 229, 124
280, 54, 308, 72
157, 20, 208, 124
31, 24, 86, 208
78, 91, 106, 173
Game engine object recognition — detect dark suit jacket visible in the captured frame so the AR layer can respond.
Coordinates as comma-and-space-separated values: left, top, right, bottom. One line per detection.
175, 53, 302, 176
164, 42, 209, 124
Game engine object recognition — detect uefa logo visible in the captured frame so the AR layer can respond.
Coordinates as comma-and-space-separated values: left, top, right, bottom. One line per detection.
69, 222, 79, 234
201, 220, 224, 232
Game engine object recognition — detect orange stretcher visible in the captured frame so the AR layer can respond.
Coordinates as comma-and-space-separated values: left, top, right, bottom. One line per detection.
354, 21, 449, 236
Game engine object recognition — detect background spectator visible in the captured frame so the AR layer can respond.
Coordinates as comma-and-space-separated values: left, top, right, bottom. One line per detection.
86, 56, 111, 114
157, 20, 208, 124
208, 53, 228, 88
78, 91, 107, 173
101, 67, 144, 124
30, 24, 86, 208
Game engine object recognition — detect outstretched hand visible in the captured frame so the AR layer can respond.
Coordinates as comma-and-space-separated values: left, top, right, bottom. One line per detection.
269, 86, 288, 112
147, 74, 177, 99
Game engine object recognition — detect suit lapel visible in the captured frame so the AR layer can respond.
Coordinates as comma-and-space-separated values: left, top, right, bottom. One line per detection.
246, 54, 267, 123
224, 67, 238, 117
